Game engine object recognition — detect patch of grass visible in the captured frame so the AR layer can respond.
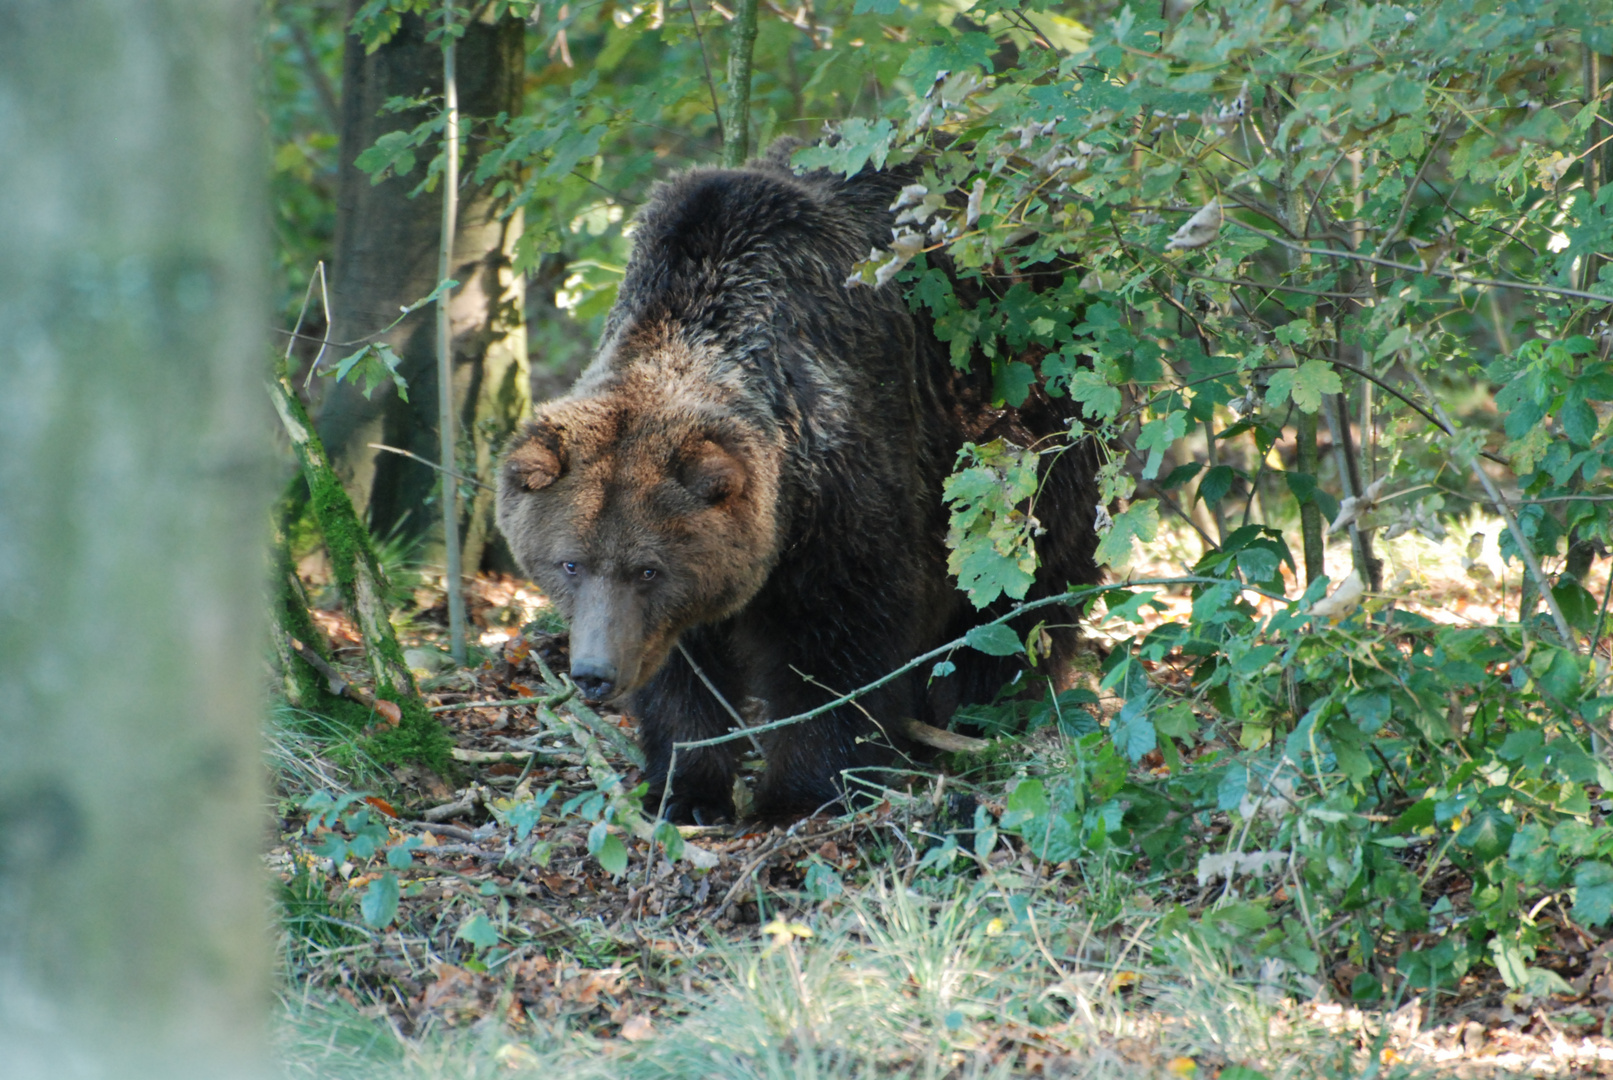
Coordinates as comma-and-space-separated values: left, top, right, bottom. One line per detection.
276, 871, 1415, 1080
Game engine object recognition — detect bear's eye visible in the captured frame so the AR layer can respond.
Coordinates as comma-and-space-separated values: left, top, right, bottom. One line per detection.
562, 562, 578, 575
640, 568, 658, 581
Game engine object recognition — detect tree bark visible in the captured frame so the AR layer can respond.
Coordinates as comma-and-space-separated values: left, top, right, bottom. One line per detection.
0, 3, 269, 1077
318, 5, 529, 572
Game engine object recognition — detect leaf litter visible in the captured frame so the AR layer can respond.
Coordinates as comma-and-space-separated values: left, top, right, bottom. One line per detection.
273, 543, 1613, 1077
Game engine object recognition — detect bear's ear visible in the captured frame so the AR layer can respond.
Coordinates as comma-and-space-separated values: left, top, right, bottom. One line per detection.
506, 424, 565, 491
681, 439, 746, 504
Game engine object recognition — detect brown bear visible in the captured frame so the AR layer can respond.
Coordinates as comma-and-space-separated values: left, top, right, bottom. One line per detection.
496, 141, 1101, 824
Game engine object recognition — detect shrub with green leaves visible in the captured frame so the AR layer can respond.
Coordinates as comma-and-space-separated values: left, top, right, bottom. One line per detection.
809, 0, 1613, 1001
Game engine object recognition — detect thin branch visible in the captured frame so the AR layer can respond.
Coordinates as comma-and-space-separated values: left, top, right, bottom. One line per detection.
1172, 266, 1371, 299
367, 442, 492, 490
685, 0, 725, 146
1374, 125, 1448, 258
1402, 365, 1578, 648
677, 641, 766, 755
673, 576, 1291, 753
1227, 218, 1613, 306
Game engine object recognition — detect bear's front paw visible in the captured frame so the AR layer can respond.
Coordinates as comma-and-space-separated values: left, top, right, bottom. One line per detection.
659, 794, 734, 826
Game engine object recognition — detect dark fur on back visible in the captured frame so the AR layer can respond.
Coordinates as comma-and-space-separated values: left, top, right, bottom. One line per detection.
498, 141, 1101, 823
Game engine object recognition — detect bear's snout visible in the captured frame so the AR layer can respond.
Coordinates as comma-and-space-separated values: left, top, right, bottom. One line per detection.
570, 658, 619, 702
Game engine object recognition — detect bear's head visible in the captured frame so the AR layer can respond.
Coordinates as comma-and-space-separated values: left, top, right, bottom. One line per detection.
495, 370, 782, 703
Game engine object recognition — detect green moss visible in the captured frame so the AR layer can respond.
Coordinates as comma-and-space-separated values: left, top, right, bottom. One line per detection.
306, 466, 366, 590
363, 688, 455, 778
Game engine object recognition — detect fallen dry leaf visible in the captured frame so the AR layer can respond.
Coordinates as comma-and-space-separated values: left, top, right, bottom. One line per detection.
620, 1014, 655, 1041
364, 796, 398, 818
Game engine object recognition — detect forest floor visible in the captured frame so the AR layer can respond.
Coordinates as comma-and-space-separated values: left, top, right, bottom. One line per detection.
272, 511, 1613, 1079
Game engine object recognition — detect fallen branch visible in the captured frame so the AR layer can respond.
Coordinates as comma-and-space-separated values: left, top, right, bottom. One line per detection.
899, 718, 990, 754
429, 687, 576, 713
449, 747, 577, 765
284, 631, 375, 709
421, 787, 483, 823
544, 704, 718, 869
716, 818, 862, 915
402, 820, 488, 843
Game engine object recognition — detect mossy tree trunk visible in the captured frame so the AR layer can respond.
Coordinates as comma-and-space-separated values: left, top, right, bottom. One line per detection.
317, 5, 529, 574
270, 375, 453, 773
0, 2, 269, 1077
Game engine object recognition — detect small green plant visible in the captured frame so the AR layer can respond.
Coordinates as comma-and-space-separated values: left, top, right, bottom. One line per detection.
302, 791, 421, 929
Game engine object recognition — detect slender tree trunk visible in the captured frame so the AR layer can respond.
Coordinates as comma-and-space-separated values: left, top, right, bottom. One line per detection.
318, 6, 528, 573
722, 0, 760, 167
0, 3, 269, 1077
1296, 410, 1326, 584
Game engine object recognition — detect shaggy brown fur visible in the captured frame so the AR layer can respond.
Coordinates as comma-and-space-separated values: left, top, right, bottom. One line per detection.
497, 141, 1101, 824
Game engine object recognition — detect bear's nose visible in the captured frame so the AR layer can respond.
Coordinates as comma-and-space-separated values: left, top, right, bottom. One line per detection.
570, 659, 618, 701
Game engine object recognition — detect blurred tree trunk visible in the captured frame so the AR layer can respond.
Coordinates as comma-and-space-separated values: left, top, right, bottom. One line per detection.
0, 2, 270, 1078
318, 5, 529, 574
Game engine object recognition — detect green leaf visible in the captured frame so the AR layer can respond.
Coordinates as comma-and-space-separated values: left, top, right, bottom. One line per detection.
596, 832, 628, 876
1560, 391, 1598, 446
1005, 778, 1048, 820
406, 277, 460, 313
329, 343, 410, 401
1094, 500, 1159, 572
1390, 798, 1435, 834
803, 859, 844, 900
1136, 411, 1188, 480
1065, 370, 1122, 419
354, 129, 418, 181
1553, 580, 1598, 632
1110, 696, 1156, 762
1575, 862, 1613, 927
360, 872, 400, 928
1284, 471, 1340, 524
965, 623, 1024, 656
455, 912, 501, 951
1456, 807, 1515, 861
1104, 589, 1160, 624
1489, 936, 1530, 990
944, 439, 1041, 608
1291, 360, 1343, 413
1153, 700, 1196, 738
652, 819, 685, 862
1216, 763, 1248, 811
790, 117, 896, 178
385, 838, 420, 870
993, 361, 1036, 407
1160, 462, 1202, 490
1197, 464, 1235, 506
